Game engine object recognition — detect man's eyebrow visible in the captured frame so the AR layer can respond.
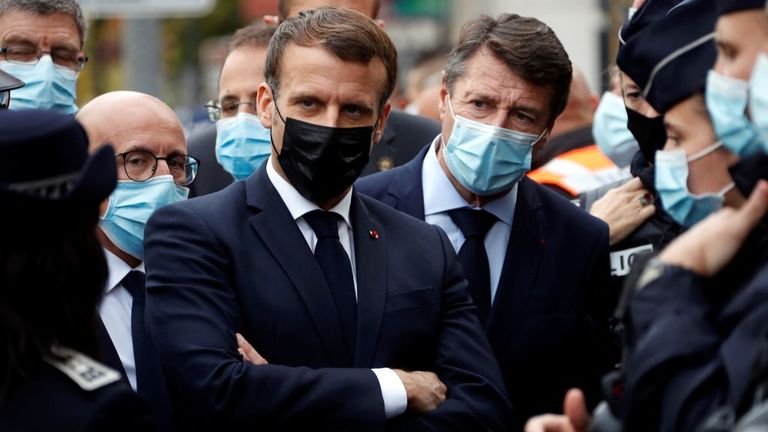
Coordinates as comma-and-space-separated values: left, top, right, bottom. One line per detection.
341, 99, 375, 110
462, 91, 500, 103
287, 92, 320, 102
2, 34, 79, 53
50, 42, 80, 53
715, 39, 736, 53
2, 35, 36, 45
121, 145, 152, 154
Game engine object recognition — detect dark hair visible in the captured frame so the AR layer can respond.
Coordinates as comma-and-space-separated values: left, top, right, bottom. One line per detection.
0, 0, 86, 48
444, 14, 573, 124
228, 22, 277, 52
0, 208, 106, 401
264, 6, 397, 111
278, 0, 381, 20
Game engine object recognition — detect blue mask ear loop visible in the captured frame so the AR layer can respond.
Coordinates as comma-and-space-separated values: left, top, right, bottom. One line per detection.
686, 140, 736, 197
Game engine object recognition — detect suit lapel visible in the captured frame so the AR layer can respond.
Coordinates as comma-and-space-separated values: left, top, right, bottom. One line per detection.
350, 195, 387, 366
95, 315, 129, 382
488, 177, 548, 326
246, 166, 350, 366
387, 145, 429, 219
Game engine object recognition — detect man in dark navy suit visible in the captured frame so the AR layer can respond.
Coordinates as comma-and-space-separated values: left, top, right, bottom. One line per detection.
356, 13, 613, 428
144, 7, 509, 431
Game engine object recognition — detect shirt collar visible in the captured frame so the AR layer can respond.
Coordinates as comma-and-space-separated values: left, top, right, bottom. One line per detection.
422, 136, 517, 225
103, 248, 145, 294
266, 156, 353, 227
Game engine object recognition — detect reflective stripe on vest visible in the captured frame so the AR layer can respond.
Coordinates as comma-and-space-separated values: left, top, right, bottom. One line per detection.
529, 145, 629, 196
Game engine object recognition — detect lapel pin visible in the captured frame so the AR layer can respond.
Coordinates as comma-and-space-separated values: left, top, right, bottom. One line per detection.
369, 229, 379, 240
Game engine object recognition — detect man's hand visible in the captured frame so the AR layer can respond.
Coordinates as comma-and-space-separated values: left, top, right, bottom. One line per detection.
393, 369, 447, 413
590, 178, 656, 245
659, 180, 768, 277
236, 333, 268, 365
524, 388, 591, 432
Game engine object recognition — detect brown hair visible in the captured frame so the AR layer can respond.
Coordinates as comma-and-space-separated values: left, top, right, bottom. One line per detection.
264, 6, 397, 110
444, 14, 572, 124
278, 0, 381, 20
228, 22, 277, 52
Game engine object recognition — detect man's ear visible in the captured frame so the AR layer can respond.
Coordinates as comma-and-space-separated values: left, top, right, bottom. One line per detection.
263, 15, 280, 25
438, 72, 449, 121
374, 102, 392, 145
257, 83, 274, 128
538, 127, 552, 149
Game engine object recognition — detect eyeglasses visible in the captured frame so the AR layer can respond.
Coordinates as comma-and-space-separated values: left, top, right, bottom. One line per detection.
204, 98, 258, 121
116, 150, 200, 186
0, 43, 88, 72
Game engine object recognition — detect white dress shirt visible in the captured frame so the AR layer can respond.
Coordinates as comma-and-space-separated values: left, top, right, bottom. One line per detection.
421, 137, 517, 302
98, 249, 144, 390
266, 159, 407, 418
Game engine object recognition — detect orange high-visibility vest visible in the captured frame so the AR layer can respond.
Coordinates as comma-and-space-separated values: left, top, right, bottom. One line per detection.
529, 145, 630, 197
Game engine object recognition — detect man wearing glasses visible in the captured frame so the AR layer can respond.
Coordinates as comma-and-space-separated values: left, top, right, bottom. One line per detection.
0, 0, 87, 113
76, 91, 199, 432
189, 22, 276, 197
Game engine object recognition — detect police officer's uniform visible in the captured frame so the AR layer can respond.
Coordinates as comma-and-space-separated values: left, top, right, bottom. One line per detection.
0, 348, 157, 431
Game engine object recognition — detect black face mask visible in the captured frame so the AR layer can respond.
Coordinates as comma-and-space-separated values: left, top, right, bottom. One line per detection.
626, 107, 666, 163
272, 104, 375, 203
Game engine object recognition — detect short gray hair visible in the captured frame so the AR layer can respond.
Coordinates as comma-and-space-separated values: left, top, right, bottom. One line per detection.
0, 0, 86, 48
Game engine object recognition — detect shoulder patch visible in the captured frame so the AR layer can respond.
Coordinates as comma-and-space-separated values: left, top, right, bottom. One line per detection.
45, 347, 122, 391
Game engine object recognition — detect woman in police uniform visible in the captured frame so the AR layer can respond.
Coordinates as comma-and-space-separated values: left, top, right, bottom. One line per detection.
0, 110, 157, 431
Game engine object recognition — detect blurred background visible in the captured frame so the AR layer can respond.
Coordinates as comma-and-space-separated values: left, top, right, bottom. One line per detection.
76, 0, 634, 134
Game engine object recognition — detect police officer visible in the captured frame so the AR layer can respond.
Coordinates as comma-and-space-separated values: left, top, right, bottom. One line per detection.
0, 110, 157, 431
708, 0, 768, 206
528, 2, 768, 430
579, 0, 689, 299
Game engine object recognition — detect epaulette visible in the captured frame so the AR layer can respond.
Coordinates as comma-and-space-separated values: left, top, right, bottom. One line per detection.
45, 347, 122, 391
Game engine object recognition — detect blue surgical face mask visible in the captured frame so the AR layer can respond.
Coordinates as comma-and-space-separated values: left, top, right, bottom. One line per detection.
706, 69, 764, 157
215, 112, 272, 181
442, 95, 546, 195
655, 141, 734, 227
749, 52, 768, 150
593, 91, 639, 167
0, 55, 78, 114
99, 175, 189, 260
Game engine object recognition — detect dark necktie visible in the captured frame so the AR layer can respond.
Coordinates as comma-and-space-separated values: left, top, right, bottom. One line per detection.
123, 270, 172, 430
303, 210, 357, 359
448, 208, 497, 325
